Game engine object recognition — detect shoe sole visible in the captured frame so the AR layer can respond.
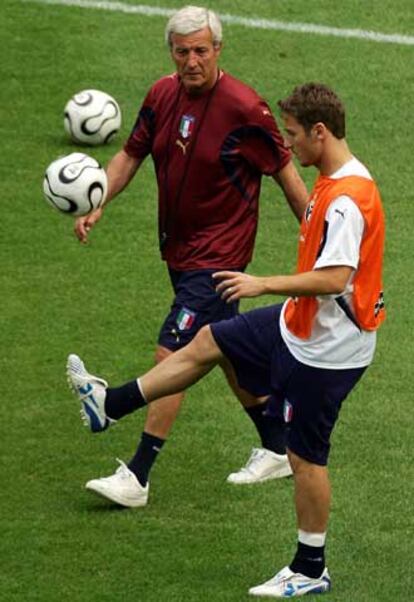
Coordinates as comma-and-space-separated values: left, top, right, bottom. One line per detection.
249, 583, 331, 597
66, 355, 110, 433
80, 401, 110, 433
227, 465, 293, 485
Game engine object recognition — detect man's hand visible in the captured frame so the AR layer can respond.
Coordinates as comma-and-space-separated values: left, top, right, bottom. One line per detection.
74, 207, 103, 243
213, 271, 266, 302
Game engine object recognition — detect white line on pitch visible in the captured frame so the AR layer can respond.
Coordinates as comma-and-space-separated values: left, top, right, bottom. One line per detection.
22, 0, 414, 46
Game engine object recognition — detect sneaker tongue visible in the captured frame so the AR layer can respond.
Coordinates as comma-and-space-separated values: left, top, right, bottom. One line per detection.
247, 449, 264, 467
116, 459, 129, 474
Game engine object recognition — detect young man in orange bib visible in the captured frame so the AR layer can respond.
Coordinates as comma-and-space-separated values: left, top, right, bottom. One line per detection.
68, 83, 385, 597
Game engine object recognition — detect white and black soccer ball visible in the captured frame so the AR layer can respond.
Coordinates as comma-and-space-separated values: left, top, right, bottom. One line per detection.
43, 152, 107, 217
64, 89, 122, 145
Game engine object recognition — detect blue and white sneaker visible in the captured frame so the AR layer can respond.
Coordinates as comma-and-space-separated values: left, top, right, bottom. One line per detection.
66, 354, 115, 433
249, 566, 331, 598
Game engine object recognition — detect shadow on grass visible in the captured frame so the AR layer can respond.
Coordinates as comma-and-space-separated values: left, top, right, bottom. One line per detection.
85, 500, 131, 513
45, 134, 120, 153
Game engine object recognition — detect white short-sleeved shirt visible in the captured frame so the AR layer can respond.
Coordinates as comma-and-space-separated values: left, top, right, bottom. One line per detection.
280, 157, 377, 369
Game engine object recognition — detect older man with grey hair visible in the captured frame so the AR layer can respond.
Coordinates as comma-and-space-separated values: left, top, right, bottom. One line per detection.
165, 4, 223, 47
71, 5, 308, 508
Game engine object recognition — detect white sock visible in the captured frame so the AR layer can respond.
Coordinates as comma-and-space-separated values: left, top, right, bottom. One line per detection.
136, 378, 148, 403
298, 529, 326, 547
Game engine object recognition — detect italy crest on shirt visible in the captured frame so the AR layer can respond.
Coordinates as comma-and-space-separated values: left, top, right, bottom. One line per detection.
176, 307, 196, 331
179, 114, 195, 139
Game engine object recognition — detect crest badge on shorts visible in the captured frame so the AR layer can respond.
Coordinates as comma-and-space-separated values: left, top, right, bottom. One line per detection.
176, 307, 196, 331
283, 399, 293, 423
179, 114, 195, 139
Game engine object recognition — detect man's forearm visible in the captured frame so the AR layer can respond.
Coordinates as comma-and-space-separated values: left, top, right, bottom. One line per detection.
259, 267, 353, 297
213, 266, 353, 303
104, 150, 142, 206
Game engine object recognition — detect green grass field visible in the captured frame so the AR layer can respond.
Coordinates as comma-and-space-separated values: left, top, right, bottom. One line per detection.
1, 0, 413, 600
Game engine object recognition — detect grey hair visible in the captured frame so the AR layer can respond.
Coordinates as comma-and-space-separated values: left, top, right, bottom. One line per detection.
165, 5, 223, 47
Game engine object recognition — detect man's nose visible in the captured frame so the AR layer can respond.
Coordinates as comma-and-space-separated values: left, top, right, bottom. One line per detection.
187, 51, 199, 68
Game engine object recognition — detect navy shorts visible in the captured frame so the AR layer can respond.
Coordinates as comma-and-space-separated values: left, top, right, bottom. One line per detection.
158, 268, 241, 352
211, 304, 366, 465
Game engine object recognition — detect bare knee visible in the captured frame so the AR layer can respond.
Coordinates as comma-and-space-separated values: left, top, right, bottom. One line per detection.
287, 449, 312, 474
154, 345, 173, 365
288, 449, 327, 478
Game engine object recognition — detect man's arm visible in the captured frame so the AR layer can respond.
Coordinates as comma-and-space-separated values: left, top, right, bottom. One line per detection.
105, 149, 143, 205
213, 266, 353, 302
272, 160, 308, 222
74, 150, 143, 243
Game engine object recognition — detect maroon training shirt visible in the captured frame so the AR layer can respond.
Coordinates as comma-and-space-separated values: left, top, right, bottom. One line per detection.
124, 71, 291, 270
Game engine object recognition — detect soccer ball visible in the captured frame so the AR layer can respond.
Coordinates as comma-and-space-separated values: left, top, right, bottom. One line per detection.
64, 89, 122, 145
43, 152, 107, 217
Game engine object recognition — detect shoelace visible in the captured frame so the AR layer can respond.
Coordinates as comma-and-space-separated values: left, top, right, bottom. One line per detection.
67, 374, 105, 402
235, 449, 266, 475
115, 459, 132, 479
244, 448, 266, 470
67, 370, 106, 426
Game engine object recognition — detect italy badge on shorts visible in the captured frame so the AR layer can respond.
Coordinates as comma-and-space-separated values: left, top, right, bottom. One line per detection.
283, 399, 293, 423
176, 307, 196, 331
179, 115, 195, 139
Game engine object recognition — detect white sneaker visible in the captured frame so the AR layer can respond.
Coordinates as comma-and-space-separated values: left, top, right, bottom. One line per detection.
227, 448, 292, 484
249, 566, 331, 597
66, 354, 115, 433
86, 460, 149, 508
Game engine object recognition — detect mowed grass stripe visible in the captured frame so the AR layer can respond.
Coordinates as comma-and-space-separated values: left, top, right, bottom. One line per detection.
22, 0, 414, 46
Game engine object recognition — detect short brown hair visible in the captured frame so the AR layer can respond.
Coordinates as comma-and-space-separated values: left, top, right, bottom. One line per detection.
278, 82, 346, 139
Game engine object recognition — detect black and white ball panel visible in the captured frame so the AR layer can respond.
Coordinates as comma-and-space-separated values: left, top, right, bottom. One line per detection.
64, 89, 122, 146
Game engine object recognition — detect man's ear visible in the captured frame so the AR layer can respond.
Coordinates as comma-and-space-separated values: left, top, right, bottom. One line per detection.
312, 122, 326, 140
214, 41, 223, 55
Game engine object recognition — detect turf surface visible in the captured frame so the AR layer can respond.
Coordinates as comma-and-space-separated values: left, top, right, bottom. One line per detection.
1, 1, 413, 600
